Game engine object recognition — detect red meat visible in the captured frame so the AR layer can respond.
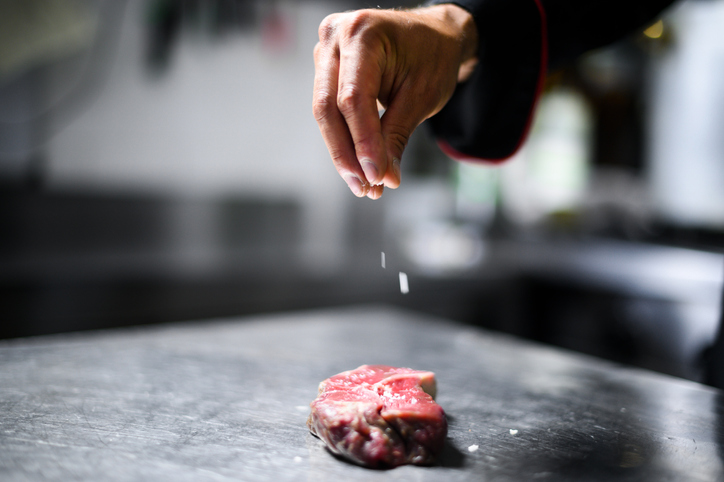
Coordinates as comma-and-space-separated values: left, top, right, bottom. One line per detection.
307, 365, 447, 468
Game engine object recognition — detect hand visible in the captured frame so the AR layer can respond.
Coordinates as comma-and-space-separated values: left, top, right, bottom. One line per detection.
313, 5, 478, 199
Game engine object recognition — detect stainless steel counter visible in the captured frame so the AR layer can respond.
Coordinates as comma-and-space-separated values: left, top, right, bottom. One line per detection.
1, 305, 722, 481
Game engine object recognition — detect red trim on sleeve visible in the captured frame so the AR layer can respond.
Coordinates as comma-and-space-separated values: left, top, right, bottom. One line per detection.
439, 0, 549, 164
437, 138, 508, 164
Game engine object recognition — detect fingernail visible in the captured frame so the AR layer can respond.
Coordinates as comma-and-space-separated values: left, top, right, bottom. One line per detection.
360, 159, 380, 185
343, 173, 367, 197
392, 157, 401, 181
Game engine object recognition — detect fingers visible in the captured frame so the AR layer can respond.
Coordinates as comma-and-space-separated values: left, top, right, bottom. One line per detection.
313, 7, 470, 199
378, 84, 436, 190
313, 16, 371, 198
314, 11, 403, 198
379, 106, 417, 190
335, 17, 388, 187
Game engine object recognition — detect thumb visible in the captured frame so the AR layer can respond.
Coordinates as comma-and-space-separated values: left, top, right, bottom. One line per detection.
379, 102, 425, 189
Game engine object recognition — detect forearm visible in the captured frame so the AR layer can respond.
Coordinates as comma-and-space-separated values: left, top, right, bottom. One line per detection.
427, 0, 547, 161
430, 0, 676, 68
426, 0, 676, 161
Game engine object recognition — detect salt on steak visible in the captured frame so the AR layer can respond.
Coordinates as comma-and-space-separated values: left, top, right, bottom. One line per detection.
307, 365, 447, 468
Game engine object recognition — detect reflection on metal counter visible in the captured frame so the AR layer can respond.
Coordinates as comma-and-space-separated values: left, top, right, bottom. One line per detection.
1, 306, 722, 480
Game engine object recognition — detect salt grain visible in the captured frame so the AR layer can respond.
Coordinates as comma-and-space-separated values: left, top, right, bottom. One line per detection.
381, 251, 386, 268
509, 429, 518, 435
468, 444, 479, 452
293, 456, 302, 463
399, 272, 409, 294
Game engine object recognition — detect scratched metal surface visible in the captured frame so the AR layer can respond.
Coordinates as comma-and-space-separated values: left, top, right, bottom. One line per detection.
1, 305, 723, 481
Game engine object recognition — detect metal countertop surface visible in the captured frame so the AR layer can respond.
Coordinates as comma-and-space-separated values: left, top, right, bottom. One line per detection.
1, 305, 723, 481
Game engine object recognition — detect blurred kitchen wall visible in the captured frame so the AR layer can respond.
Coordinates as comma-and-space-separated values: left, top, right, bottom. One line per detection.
647, 0, 724, 229
0, 0, 392, 338
13, 0, 352, 273
1, 0, 723, 383
1, 0, 449, 341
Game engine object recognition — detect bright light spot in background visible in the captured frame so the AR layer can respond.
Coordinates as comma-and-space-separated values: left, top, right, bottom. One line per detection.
501, 87, 592, 226
644, 19, 664, 39
399, 272, 409, 294
649, 1, 724, 228
402, 221, 485, 274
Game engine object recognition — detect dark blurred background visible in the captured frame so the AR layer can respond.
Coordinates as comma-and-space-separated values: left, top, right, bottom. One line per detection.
1, 0, 723, 383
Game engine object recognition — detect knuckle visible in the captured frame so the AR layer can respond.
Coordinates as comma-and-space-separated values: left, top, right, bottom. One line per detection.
312, 91, 336, 122
343, 10, 374, 34
317, 14, 338, 42
385, 124, 411, 154
336, 10, 380, 45
317, 10, 383, 55
336, 87, 365, 116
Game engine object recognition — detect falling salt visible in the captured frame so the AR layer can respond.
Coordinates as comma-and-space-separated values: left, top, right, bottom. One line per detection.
381, 251, 386, 268
293, 456, 302, 463
468, 444, 479, 452
399, 272, 409, 294
509, 429, 518, 435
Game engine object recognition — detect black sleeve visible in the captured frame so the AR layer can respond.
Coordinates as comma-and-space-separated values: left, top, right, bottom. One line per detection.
425, 0, 676, 161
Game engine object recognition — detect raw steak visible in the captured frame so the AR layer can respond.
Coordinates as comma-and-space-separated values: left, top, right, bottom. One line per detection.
307, 365, 447, 468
